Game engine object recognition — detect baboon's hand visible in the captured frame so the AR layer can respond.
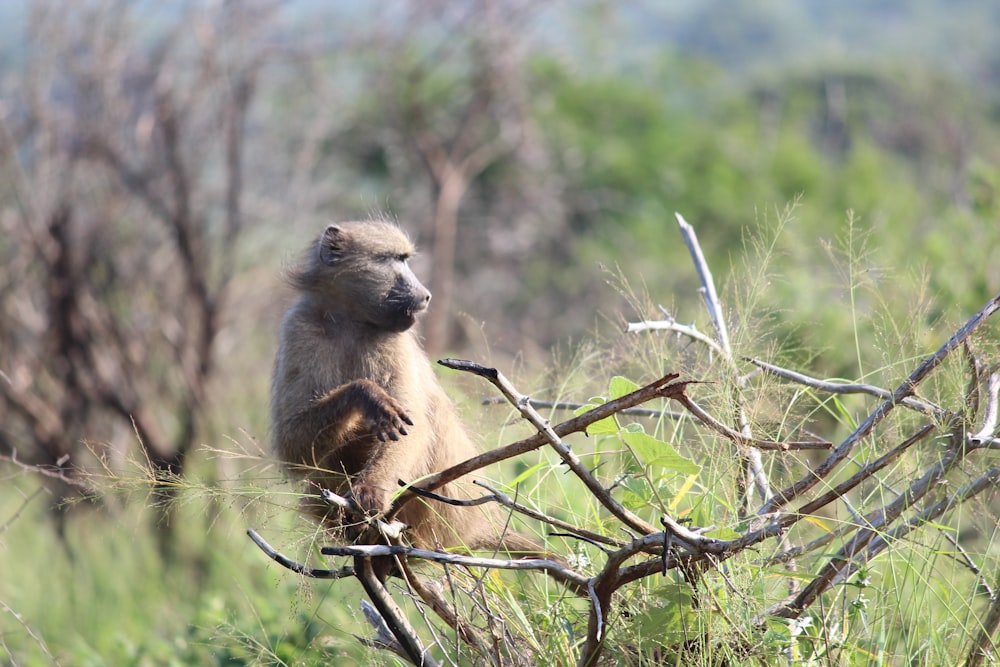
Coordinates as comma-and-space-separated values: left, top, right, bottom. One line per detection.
359, 385, 414, 443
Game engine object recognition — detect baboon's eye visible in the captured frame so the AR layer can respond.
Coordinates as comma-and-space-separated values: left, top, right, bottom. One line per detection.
378, 253, 410, 263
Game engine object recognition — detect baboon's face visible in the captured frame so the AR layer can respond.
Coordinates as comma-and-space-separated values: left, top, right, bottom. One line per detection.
317, 223, 432, 332
376, 255, 432, 332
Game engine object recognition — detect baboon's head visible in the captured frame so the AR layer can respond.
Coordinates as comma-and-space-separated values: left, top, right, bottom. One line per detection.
294, 221, 432, 332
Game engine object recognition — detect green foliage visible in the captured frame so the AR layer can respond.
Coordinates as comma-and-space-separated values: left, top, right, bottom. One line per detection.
529, 55, 1000, 368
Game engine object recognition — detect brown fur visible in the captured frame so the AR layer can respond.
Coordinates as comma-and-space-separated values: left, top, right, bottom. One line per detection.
270, 221, 548, 558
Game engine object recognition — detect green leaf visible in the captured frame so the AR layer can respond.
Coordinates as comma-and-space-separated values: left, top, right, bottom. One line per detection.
635, 581, 698, 642
574, 400, 620, 435
622, 430, 701, 475
618, 476, 652, 509
609, 376, 640, 399
573, 377, 644, 435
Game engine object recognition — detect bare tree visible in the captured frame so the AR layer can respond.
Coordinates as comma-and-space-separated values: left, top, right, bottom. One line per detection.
0, 1, 269, 547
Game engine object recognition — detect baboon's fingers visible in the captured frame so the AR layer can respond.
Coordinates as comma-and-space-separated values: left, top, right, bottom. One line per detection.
377, 422, 400, 442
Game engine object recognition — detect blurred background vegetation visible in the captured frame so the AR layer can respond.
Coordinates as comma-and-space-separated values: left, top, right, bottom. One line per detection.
1, 1, 998, 664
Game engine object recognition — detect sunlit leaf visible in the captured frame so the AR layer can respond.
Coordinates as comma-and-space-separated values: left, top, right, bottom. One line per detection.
574, 399, 620, 435
668, 473, 699, 512
575, 376, 640, 435
803, 515, 832, 533
609, 375, 640, 399
622, 430, 701, 475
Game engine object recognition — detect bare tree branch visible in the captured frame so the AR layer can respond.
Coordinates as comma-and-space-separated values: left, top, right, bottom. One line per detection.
389, 368, 687, 519
246, 528, 353, 579
317, 543, 590, 591
760, 290, 1000, 515
746, 356, 947, 418
437, 358, 666, 536
356, 555, 439, 667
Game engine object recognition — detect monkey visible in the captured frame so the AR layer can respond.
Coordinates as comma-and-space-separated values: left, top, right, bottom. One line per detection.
269, 220, 559, 569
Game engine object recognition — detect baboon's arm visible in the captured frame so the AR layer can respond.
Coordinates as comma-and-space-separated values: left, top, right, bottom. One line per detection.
273, 378, 412, 470
314, 379, 413, 443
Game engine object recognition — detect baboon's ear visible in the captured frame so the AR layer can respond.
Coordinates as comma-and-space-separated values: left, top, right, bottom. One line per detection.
319, 225, 346, 265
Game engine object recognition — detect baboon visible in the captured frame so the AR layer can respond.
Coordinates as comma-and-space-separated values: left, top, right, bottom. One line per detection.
270, 220, 549, 561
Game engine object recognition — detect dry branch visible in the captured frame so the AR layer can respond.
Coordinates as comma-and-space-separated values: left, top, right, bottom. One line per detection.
388, 368, 689, 521
437, 357, 665, 536
746, 357, 947, 418
760, 290, 1000, 515
402, 479, 623, 549
357, 556, 438, 667
246, 528, 353, 579
319, 543, 589, 590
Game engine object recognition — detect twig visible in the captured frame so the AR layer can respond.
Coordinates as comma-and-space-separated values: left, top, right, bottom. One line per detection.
760, 290, 1000, 515
438, 358, 663, 537
356, 555, 438, 667
402, 480, 622, 550
746, 357, 947, 418
0, 484, 47, 534
320, 543, 590, 591
0, 450, 89, 488
672, 393, 832, 451
676, 213, 730, 351
397, 560, 497, 664
473, 480, 624, 550
579, 528, 671, 664
625, 316, 724, 357
482, 396, 686, 421
675, 212, 769, 507
970, 372, 1000, 444
390, 368, 686, 524
768, 423, 975, 619
940, 532, 995, 600
246, 529, 353, 579
319, 488, 408, 540
757, 424, 936, 565
863, 465, 1000, 564
356, 600, 417, 664
630, 215, 778, 514
0, 599, 59, 666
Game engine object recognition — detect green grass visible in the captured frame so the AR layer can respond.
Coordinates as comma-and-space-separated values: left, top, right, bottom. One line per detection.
0, 468, 383, 666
